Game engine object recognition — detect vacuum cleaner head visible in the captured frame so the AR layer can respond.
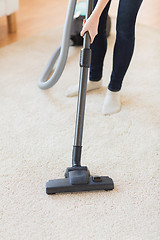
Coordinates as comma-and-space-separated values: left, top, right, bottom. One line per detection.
46, 166, 114, 194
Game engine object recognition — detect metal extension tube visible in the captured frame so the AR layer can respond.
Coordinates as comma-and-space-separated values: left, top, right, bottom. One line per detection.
72, 0, 93, 167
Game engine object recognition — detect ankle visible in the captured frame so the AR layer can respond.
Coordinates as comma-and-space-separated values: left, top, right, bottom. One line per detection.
89, 78, 102, 83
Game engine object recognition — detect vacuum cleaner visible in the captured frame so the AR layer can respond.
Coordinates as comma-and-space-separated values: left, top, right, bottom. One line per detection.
39, 0, 114, 194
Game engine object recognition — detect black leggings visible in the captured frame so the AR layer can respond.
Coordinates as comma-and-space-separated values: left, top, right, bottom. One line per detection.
89, 0, 143, 91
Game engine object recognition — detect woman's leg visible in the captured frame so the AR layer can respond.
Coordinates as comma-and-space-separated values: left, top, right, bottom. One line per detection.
89, 0, 111, 81
102, 0, 143, 115
108, 0, 143, 92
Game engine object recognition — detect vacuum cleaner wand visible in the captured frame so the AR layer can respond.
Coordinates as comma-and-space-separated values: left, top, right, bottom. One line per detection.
46, 0, 114, 194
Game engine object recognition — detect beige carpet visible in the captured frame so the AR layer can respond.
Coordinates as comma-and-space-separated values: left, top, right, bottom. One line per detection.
0, 19, 160, 240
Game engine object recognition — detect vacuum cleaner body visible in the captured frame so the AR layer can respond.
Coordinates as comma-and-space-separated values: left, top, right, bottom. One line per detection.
45, 0, 114, 195
70, 1, 86, 46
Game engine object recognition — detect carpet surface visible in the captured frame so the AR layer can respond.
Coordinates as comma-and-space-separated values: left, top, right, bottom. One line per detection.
0, 20, 160, 240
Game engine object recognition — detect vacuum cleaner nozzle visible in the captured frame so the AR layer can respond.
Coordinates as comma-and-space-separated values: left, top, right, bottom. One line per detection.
46, 166, 114, 194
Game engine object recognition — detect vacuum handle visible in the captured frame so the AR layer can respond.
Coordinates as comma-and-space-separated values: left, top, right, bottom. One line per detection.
83, 31, 91, 48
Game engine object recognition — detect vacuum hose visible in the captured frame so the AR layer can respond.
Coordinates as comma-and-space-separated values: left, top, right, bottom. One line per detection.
38, 0, 77, 90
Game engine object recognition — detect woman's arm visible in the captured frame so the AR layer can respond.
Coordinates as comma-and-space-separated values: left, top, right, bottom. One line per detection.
81, 0, 110, 43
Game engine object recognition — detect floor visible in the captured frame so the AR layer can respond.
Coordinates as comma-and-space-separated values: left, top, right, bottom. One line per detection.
0, 0, 160, 48
0, 19, 159, 239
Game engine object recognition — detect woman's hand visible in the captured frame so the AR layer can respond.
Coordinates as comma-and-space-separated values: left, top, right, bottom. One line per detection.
80, 0, 110, 43
80, 14, 99, 44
